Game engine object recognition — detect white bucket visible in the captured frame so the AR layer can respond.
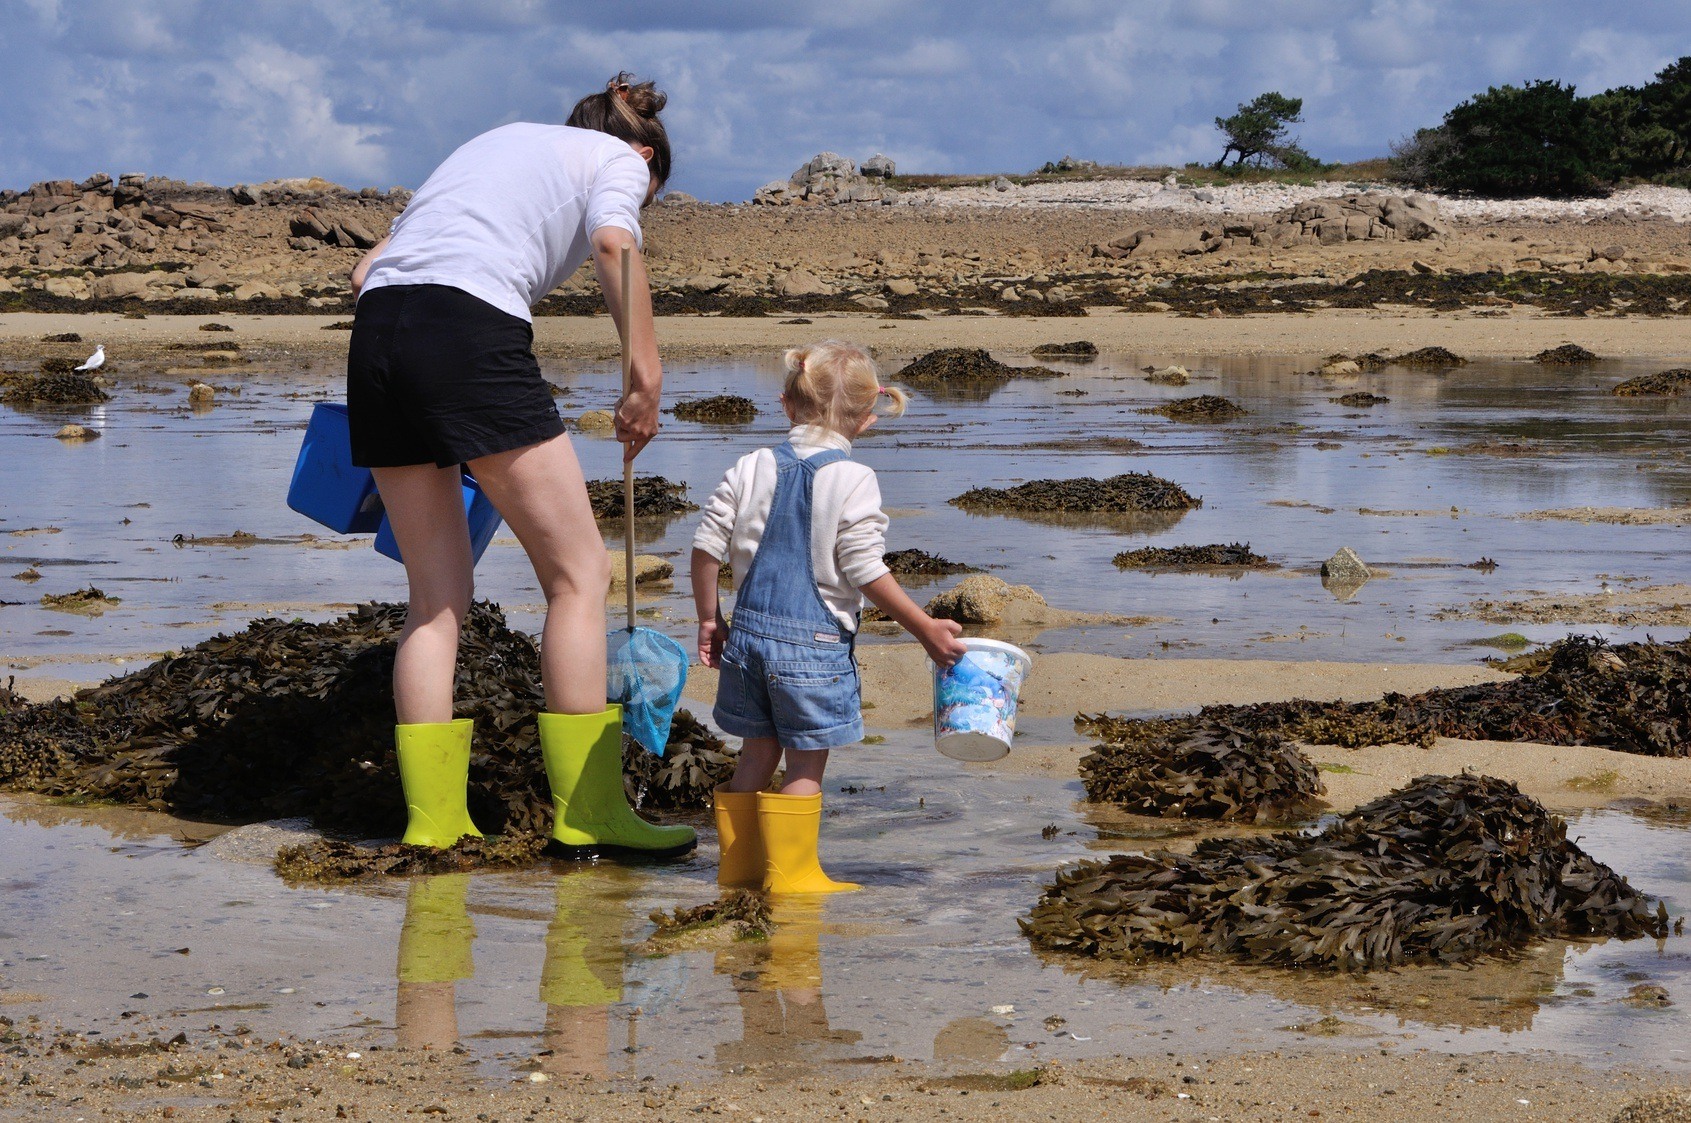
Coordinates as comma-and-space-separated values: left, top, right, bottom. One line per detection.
930, 638, 1033, 762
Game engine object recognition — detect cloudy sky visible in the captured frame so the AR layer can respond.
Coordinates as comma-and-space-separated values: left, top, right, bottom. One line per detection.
2, 0, 1683, 201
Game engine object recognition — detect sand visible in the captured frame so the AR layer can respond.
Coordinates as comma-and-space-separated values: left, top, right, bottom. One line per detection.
1435, 584, 1691, 627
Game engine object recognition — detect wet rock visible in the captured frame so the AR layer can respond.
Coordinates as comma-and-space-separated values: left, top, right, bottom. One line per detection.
1321, 546, 1371, 584
925, 575, 1044, 625
40, 587, 119, 615
575, 409, 615, 432
1613, 369, 1691, 397
1621, 983, 1672, 1008
2, 373, 109, 406
1024, 773, 1670, 969
1113, 543, 1269, 569
199, 818, 321, 864
1029, 340, 1098, 358
951, 473, 1201, 514
1078, 721, 1324, 823
672, 394, 757, 424
894, 348, 1062, 390
53, 424, 98, 441
0, 603, 731, 848
586, 476, 698, 520
606, 552, 673, 587
1331, 392, 1389, 406
1318, 360, 1361, 377
1533, 343, 1600, 364
1143, 395, 1248, 422
187, 382, 216, 406
1142, 365, 1190, 385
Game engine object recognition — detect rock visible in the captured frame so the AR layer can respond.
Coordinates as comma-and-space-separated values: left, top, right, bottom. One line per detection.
43, 276, 88, 300
999, 286, 1021, 302
992, 176, 1013, 192
886, 278, 919, 297
1319, 360, 1361, 377
576, 409, 615, 432
90, 272, 150, 300
188, 382, 216, 404
1144, 365, 1190, 385
778, 270, 833, 297
861, 154, 896, 178
1598, 244, 1628, 262
1411, 259, 1435, 274
850, 294, 889, 310
228, 184, 263, 205
926, 575, 1046, 625
233, 282, 279, 301
1610, 1089, 1691, 1123
682, 274, 729, 294
337, 217, 378, 249
53, 424, 98, 441
1321, 546, 1371, 589
607, 551, 674, 588
752, 179, 792, 205
657, 190, 699, 205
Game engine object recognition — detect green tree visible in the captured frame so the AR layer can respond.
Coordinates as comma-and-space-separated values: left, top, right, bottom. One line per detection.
1427, 80, 1610, 197
1631, 56, 1691, 176
1213, 92, 1306, 169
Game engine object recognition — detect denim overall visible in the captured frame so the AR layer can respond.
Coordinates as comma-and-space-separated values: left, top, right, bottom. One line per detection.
714, 442, 865, 751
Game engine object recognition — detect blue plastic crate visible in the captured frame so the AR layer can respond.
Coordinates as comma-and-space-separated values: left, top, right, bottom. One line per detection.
286, 403, 384, 534
374, 472, 504, 566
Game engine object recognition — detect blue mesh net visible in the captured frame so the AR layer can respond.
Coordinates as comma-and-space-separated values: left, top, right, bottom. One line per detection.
606, 626, 690, 756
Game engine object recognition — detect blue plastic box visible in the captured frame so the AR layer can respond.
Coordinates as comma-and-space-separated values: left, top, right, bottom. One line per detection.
286, 403, 385, 534
375, 473, 504, 566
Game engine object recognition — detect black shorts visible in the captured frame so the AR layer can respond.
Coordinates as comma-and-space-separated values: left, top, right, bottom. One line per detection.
346, 283, 564, 468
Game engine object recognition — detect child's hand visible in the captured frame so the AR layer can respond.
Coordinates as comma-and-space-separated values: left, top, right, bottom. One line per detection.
697, 617, 725, 668
921, 617, 969, 668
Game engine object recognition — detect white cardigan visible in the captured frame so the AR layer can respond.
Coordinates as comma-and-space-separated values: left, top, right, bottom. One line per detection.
692, 425, 891, 630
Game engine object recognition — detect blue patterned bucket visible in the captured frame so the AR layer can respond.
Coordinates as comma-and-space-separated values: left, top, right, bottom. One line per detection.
931, 639, 1032, 762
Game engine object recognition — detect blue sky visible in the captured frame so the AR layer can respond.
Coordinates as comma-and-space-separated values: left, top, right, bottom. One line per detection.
1, 0, 1684, 201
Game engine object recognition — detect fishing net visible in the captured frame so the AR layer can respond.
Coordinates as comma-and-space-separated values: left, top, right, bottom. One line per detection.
607, 625, 689, 757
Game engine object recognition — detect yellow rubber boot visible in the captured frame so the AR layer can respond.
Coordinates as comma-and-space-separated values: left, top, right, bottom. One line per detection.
714, 787, 764, 889
396, 873, 476, 983
538, 706, 697, 860
756, 791, 859, 895
539, 873, 625, 1008
395, 719, 483, 848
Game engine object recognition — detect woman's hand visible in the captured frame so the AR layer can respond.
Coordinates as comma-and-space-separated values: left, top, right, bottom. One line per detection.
615, 384, 660, 461
592, 228, 663, 463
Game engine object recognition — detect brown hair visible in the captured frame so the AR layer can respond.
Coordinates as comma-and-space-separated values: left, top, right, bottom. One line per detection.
782, 340, 909, 437
567, 72, 672, 188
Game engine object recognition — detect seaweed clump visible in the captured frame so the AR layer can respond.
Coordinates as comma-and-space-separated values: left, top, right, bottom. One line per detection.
1078, 722, 1324, 822
0, 603, 730, 842
1141, 395, 1248, 422
1613, 369, 1691, 397
1391, 346, 1468, 367
951, 473, 1200, 514
894, 348, 1061, 390
648, 889, 774, 943
2, 373, 110, 406
1112, 543, 1269, 569
1074, 635, 1691, 780
1533, 344, 1599, 364
1030, 341, 1098, 358
1331, 392, 1389, 407
883, 548, 975, 577
275, 834, 548, 882
673, 395, 758, 424
586, 476, 699, 519
1022, 773, 1671, 970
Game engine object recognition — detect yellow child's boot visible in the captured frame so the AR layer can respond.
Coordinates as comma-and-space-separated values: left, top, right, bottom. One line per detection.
538, 706, 697, 860
756, 791, 859, 895
394, 719, 483, 848
713, 787, 765, 889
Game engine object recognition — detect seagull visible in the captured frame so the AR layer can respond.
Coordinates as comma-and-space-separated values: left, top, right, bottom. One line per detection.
73, 345, 105, 372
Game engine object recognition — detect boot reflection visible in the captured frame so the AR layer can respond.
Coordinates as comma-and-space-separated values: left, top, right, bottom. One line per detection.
539, 871, 629, 1079
715, 897, 861, 1073
394, 874, 476, 1050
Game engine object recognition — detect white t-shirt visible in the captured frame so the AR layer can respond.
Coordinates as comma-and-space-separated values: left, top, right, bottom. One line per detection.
360, 123, 647, 322
692, 426, 892, 632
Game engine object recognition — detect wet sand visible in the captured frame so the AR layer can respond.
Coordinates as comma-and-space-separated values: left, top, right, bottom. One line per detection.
5, 307, 1691, 363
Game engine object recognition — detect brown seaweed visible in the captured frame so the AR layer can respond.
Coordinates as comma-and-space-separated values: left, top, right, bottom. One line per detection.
648, 889, 774, 942
1613, 369, 1691, 397
894, 348, 1063, 388
1023, 773, 1671, 970
1112, 543, 1269, 569
672, 394, 759, 424
1078, 722, 1324, 823
274, 834, 548, 882
1141, 395, 1248, 422
1330, 392, 1389, 407
1029, 341, 1098, 358
883, 549, 976, 577
0, 603, 731, 843
950, 474, 1201, 514
1391, 346, 1468, 367
2, 372, 110, 406
1533, 344, 1599, 364
586, 476, 699, 519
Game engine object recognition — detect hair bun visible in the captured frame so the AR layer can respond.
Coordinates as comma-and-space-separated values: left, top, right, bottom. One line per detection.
608, 71, 666, 118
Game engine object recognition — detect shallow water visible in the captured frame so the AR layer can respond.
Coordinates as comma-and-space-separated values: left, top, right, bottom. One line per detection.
3, 348, 1688, 676
1, 735, 1686, 1079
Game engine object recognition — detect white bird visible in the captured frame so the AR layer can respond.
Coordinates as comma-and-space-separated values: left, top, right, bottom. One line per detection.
73, 345, 105, 372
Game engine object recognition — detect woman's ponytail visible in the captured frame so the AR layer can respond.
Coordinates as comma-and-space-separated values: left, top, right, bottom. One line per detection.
567, 72, 672, 187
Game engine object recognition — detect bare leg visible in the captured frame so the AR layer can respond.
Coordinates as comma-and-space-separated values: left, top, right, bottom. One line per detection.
371, 464, 475, 725
779, 748, 829, 797
469, 434, 611, 715
725, 737, 781, 793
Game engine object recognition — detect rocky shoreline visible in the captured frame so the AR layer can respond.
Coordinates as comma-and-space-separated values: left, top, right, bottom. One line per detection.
2, 168, 1688, 321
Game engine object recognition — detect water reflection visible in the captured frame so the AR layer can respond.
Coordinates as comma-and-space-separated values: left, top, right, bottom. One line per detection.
395, 874, 475, 1050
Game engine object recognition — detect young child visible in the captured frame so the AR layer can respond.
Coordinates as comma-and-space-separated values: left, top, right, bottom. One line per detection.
691, 341, 971, 895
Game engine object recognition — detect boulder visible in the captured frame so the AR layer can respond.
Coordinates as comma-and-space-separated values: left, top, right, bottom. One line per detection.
54, 424, 98, 441
606, 551, 673, 588
90, 273, 150, 300
1321, 547, 1371, 585
682, 274, 729, 294
886, 278, 919, 297
1251, 193, 1446, 250
861, 154, 896, 178
778, 270, 833, 297
576, 409, 615, 432
992, 176, 1013, 192
229, 184, 263, 205
752, 179, 792, 205
925, 575, 1046, 625
850, 293, 889, 310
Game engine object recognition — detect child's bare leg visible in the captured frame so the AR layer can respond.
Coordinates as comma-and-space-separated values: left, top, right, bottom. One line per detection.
726, 737, 781, 793
779, 748, 829, 796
